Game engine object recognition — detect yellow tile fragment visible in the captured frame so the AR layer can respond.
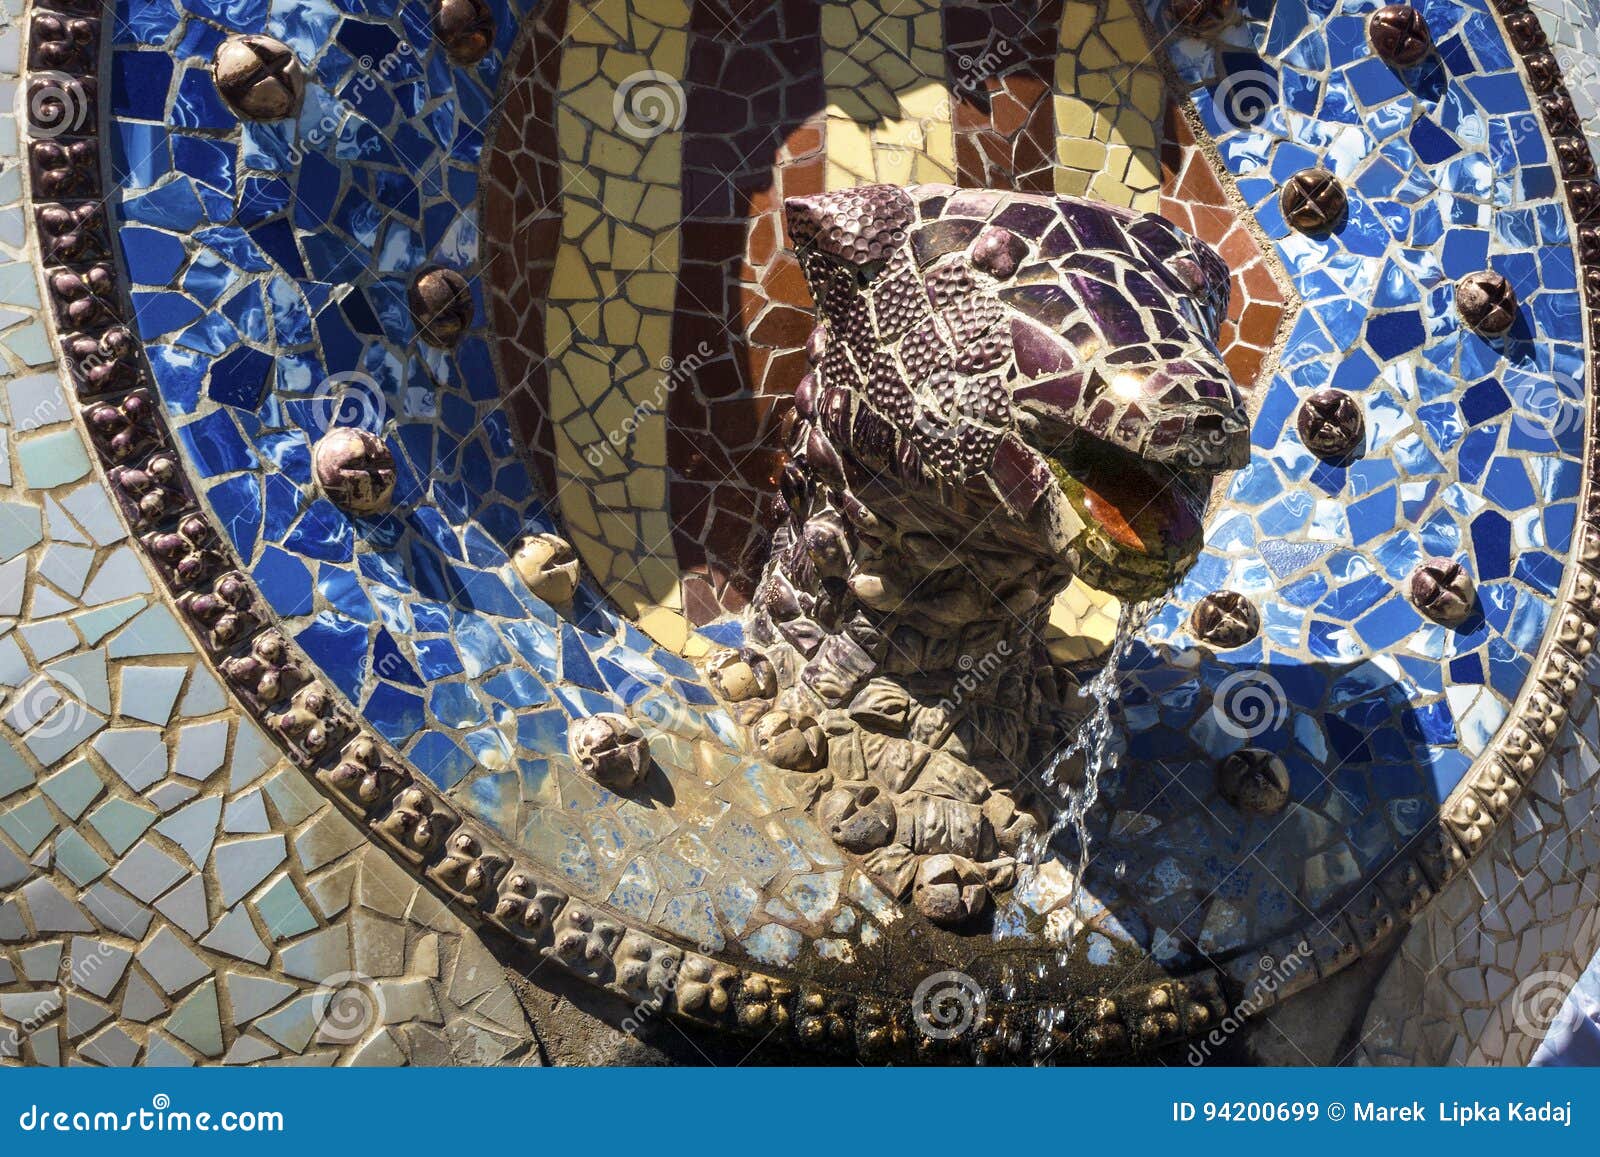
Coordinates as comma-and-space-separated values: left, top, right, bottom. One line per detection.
638, 607, 690, 651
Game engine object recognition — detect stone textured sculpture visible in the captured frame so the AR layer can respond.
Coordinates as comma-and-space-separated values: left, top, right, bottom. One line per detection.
512, 532, 581, 603
569, 712, 652, 793
714, 184, 1250, 924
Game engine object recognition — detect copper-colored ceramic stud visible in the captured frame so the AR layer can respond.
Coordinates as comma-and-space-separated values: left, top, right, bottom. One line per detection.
1280, 168, 1347, 232
1409, 558, 1476, 626
1296, 389, 1365, 461
1190, 591, 1260, 649
1368, 4, 1433, 68
408, 266, 474, 347
434, 0, 495, 66
1455, 270, 1518, 336
313, 428, 396, 514
212, 35, 304, 121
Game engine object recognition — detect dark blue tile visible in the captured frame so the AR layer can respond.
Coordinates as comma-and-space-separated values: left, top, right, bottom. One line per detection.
254, 545, 314, 616
207, 344, 273, 409
177, 412, 256, 477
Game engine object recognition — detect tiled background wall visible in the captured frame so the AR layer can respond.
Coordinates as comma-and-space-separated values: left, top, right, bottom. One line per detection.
4, 0, 1600, 1067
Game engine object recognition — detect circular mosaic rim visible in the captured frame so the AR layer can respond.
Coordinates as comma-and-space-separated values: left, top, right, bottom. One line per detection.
21, 0, 1600, 1061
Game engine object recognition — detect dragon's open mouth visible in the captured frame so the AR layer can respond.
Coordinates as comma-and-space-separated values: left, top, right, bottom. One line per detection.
1048, 436, 1213, 602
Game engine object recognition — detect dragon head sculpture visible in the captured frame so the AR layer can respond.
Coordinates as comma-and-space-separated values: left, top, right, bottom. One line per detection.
781, 182, 1249, 605
710, 184, 1251, 927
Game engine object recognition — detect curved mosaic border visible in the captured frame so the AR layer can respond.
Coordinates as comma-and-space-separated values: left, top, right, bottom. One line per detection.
20, 0, 1599, 1061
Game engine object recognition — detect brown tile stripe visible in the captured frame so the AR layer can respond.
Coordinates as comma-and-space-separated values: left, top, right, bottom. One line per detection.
666, 0, 826, 624
484, 0, 569, 502
939, 0, 1288, 392
485, 0, 1286, 631
943, 0, 1063, 194
1159, 104, 1291, 389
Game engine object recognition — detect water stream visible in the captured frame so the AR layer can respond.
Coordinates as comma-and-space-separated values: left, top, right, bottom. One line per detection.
1021, 599, 1151, 919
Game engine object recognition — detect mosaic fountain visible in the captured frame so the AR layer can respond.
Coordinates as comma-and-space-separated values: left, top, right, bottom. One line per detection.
5, 0, 1600, 1066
